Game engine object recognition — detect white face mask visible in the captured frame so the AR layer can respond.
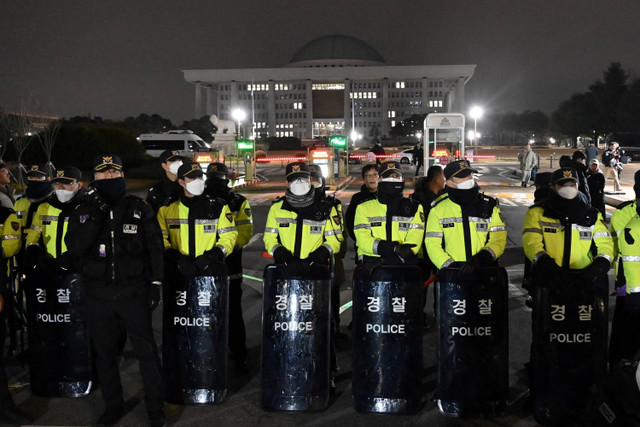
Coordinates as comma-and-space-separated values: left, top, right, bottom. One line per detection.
185, 178, 205, 196
55, 188, 76, 203
381, 177, 403, 183
557, 186, 578, 199
455, 178, 475, 190
168, 160, 183, 175
289, 180, 311, 196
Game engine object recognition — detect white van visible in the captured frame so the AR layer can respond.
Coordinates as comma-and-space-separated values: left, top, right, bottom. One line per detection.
138, 130, 211, 158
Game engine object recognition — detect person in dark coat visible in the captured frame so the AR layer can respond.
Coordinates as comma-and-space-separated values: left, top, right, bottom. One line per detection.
345, 164, 379, 244
559, 152, 591, 205
146, 150, 184, 213
586, 159, 606, 219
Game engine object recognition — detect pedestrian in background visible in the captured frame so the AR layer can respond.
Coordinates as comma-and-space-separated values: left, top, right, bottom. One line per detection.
0, 164, 15, 209
602, 142, 621, 192
585, 159, 606, 219
65, 155, 166, 427
146, 150, 184, 213
585, 140, 598, 164
519, 144, 536, 187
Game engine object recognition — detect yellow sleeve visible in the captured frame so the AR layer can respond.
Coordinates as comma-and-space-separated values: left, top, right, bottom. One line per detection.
483, 204, 507, 260
263, 202, 281, 256
405, 204, 425, 254
216, 204, 238, 257
522, 206, 547, 263
25, 204, 46, 248
353, 201, 378, 257
424, 205, 454, 269
593, 212, 614, 263
1, 213, 21, 258
234, 199, 253, 249
157, 205, 173, 250
321, 204, 343, 256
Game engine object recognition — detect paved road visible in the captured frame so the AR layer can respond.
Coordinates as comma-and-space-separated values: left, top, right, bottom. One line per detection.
5, 161, 637, 426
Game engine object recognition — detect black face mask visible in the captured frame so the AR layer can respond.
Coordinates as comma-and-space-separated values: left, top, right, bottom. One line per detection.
26, 180, 53, 200
377, 181, 404, 204
93, 177, 126, 202
447, 185, 479, 206
206, 178, 231, 196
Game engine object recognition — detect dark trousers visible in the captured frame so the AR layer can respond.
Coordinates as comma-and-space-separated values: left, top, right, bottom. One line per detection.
609, 296, 640, 366
0, 307, 13, 407
84, 294, 163, 412
228, 279, 247, 361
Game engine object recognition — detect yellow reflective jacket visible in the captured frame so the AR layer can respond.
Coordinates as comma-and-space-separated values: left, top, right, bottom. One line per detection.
157, 195, 238, 257
263, 197, 342, 259
610, 200, 637, 282
425, 193, 506, 269
353, 197, 424, 258
228, 196, 253, 250
522, 201, 613, 269
1, 213, 21, 258
25, 194, 86, 257
618, 214, 640, 296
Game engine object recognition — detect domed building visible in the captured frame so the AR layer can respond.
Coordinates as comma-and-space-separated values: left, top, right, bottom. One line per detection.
183, 35, 474, 144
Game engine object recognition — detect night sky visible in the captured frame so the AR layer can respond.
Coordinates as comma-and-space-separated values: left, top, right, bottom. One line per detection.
2, 1, 640, 125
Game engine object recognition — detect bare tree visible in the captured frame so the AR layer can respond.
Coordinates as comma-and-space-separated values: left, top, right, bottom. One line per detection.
10, 106, 36, 189
35, 119, 60, 169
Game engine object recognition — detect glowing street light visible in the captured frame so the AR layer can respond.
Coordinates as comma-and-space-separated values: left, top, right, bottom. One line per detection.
469, 106, 483, 151
232, 108, 246, 139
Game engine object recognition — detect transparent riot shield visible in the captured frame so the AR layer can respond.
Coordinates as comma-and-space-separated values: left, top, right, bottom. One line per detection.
163, 264, 229, 404
25, 271, 92, 397
352, 265, 423, 414
530, 269, 608, 425
436, 266, 509, 417
261, 264, 331, 411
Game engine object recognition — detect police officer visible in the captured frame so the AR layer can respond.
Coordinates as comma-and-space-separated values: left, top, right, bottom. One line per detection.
353, 161, 424, 269
0, 202, 32, 425
522, 167, 612, 283
345, 164, 379, 243
24, 166, 86, 272
146, 150, 184, 213
424, 160, 506, 279
203, 162, 251, 369
65, 154, 166, 427
263, 161, 342, 277
609, 170, 640, 366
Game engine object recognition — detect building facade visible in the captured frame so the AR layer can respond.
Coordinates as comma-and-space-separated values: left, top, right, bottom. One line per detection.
183, 35, 475, 145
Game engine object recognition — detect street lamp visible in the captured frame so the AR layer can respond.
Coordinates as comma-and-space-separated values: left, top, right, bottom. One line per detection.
232, 108, 246, 139
469, 106, 483, 152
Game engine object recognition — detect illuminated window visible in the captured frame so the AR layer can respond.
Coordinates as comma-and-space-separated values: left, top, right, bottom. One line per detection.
391, 120, 396, 127
312, 83, 345, 90
395, 82, 405, 89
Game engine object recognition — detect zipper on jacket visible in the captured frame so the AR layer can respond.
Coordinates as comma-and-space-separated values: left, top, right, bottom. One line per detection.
110, 209, 116, 282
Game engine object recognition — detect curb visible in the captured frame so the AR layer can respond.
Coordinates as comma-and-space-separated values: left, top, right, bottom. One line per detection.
332, 176, 355, 192
231, 179, 259, 189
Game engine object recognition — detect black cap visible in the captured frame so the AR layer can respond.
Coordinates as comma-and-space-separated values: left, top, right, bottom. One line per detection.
177, 162, 204, 180
206, 162, 229, 179
26, 164, 53, 178
159, 150, 182, 163
308, 163, 323, 179
572, 150, 586, 160
551, 167, 578, 185
534, 171, 552, 187
93, 154, 123, 172
379, 161, 403, 178
285, 162, 311, 181
52, 166, 82, 183
444, 160, 477, 180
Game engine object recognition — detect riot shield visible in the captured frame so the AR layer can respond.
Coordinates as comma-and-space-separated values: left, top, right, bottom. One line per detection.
352, 265, 423, 414
25, 271, 92, 397
436, 266, 509, 417
530, 269, 608, 425
261, 264, 331, 412
163, 264, 229, 405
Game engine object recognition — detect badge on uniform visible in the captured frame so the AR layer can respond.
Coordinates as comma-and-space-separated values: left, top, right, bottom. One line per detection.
226, 213, 233, 222
11, 221, 18, 231
476, 223, 488, 232
443, 223, 454, 228
245, 208, 252, 217
123, 224, 138, 234
332, 215, 341, 226
79, 215, 89, 224
133, 210, 141, 219
203, 224, 215, 233
420, 212, 425, 223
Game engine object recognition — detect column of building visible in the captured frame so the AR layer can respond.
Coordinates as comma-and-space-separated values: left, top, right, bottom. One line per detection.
267, 80, 276, 137
343, 79, 351, 142
305, 80, 313, 139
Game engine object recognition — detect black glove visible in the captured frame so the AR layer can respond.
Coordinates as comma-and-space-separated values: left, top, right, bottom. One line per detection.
148, 284, 161, 311
177, 255, 199, 276
58, 252, 73, 271
376, 240, 397, 257
194, 247, 224, 274
625, 292, 640, 313
164, 248, 181, 265
273, 246, 294, 265
580, 257, 611, 283
308, 246, 330, 266
533, 254, 561, 287
362, 258, 383, 278
458, 250, 493, 282
24, 245, 44, 270
287, 259, 311, 277
395, 244, 416, 263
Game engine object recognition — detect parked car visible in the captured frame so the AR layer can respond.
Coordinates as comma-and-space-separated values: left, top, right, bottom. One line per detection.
398, 148, 415, 164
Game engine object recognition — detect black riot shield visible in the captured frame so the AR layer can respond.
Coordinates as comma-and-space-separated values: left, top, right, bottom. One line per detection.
163, 264, 229, 405
261, 264, 331, 412
436, 266, 509, 417
352, 265, 423, 414
25, 271, 92, 397
530, 269, 608, 425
